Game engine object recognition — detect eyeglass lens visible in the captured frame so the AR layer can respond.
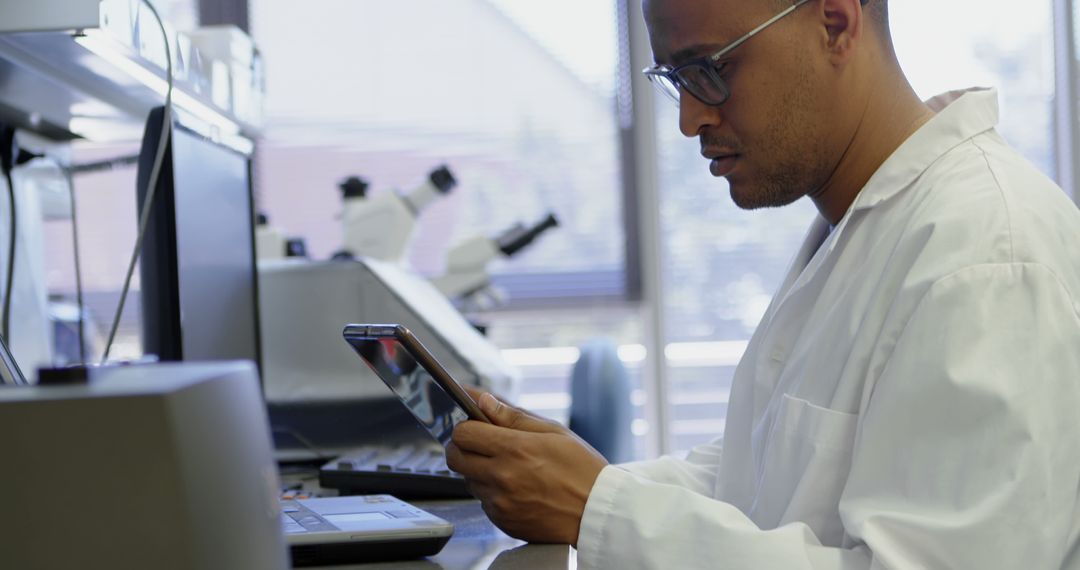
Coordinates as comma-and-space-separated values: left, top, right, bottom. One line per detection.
649, 64, 730, 106
675, 65, 730, 105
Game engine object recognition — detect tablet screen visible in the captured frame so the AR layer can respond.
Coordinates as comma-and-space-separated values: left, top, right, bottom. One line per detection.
346, 337, 469, 446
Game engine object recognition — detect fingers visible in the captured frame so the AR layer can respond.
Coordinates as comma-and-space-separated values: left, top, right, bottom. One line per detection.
451, 419, 518, 457
449, 422, 610, 547
462, 384, 487, 403
477, 393, 562, 434
445, 441, 496, 479
451, 395, 565, 457
461, 385, 561, 433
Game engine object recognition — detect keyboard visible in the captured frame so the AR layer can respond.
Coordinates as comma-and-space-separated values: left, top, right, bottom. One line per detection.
319, 443, 471, 499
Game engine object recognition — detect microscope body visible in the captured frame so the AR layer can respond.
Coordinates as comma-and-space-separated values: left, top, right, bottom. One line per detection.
431, 213, 560, 301
340, 166, 455, 263
342, 191, 419, 263
430, 235, 501, 298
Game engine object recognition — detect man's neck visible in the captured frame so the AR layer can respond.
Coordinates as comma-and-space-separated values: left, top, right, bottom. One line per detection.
807, 68, 935, 226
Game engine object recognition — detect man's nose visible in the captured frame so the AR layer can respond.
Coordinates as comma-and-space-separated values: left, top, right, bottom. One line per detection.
678, 90, 723, 138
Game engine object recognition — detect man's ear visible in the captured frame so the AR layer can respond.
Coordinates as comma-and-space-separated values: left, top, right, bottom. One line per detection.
816, 0, 862, 64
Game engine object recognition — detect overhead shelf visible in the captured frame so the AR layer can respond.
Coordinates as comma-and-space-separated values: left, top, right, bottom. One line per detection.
0, 0, 262, 154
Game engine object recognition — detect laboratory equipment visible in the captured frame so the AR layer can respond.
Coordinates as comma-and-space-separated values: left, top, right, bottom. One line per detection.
431, 212, 560, 303
284, 495, 453, 566
137, 106, 261, 367
255, 211, 287, 260
0, 361, 289, 570
258, 257, 520, 456
319, 442, 469, 499
338, 166, 456, 263
0, 1, 263, 147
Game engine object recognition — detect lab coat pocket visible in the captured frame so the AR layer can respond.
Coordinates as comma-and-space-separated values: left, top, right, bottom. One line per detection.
754, 393, 859, 546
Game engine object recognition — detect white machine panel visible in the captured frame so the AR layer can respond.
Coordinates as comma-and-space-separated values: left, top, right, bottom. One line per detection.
258, 258, 520, 403
0, 362, 289, 570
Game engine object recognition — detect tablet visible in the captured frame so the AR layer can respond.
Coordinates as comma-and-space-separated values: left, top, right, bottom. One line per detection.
343, 324, 490, 446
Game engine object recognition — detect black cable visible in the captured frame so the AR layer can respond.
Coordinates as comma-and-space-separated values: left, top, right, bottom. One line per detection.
2, 161, 15, 343
0, 129, 47, 379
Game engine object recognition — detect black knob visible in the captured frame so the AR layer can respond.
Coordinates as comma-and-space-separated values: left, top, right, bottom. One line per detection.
428, 165, 457, 194
339, 176, 369, 199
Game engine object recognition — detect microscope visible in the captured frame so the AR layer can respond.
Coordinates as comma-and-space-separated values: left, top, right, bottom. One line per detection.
337, 166, 456, 263
431, 213, 560, 307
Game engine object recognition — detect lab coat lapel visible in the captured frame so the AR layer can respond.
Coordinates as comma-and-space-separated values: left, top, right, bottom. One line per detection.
765, 215, 835, 329
745, 215, 837, 413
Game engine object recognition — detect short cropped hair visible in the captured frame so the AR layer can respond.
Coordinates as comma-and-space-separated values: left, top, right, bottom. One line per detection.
864, 0, 888, 28
774, 0, 889, 31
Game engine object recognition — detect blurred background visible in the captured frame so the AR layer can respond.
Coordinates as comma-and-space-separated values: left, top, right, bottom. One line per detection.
34, 0, 1063, 459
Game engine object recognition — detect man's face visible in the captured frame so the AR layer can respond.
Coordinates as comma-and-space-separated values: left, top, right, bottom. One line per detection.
645, 0, 842, 210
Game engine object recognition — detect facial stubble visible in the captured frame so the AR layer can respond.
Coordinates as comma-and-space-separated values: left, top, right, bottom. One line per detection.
728, 49, 834, 211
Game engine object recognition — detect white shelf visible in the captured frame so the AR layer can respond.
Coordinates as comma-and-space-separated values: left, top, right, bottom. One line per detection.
0, 1, 261, 154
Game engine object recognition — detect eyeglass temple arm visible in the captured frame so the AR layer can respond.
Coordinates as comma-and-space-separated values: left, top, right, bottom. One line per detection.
709, 0, 813, 62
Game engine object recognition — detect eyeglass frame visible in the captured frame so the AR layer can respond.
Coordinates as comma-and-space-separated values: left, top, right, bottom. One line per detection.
641, 0, 814, 106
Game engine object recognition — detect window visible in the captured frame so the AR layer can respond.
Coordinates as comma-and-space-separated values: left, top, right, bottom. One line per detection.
892, 0, 1056, 181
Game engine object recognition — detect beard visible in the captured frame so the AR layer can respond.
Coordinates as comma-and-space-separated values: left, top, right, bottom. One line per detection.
723, 53, 833, 210
728, 143, 829, 210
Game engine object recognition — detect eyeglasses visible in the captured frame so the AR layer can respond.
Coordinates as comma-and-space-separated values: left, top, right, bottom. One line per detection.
642, 0, 813, 106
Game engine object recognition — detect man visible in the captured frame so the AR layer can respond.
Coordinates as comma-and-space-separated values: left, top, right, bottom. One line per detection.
447, 0, 1080, 567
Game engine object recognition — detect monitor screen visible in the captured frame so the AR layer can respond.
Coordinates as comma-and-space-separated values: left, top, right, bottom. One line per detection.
137, 108, 261, 371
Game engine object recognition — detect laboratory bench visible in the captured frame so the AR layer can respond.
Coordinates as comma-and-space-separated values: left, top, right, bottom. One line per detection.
281, 468, 574, 569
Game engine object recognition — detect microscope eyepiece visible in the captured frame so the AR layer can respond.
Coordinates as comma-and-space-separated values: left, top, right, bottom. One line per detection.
339, 176, 370, 199
428, 166, 457, 194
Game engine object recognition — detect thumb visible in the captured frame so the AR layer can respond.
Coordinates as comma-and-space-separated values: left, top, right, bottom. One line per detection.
478, 393, 558, 433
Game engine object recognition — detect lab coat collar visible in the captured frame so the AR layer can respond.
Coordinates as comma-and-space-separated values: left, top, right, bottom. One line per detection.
849, 87, 1000, 214
775, 88, 999, 310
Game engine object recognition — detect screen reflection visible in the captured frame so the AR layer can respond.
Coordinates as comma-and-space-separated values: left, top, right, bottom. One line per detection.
349, 337, 468, 446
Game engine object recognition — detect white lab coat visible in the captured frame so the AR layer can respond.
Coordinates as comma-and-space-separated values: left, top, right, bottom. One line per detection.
577, 88, 1080, 569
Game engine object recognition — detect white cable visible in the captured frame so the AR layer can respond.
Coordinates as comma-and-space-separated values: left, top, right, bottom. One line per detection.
100, 0, 173, 365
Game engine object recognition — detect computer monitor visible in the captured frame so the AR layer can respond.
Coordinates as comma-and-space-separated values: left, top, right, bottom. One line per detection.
136, 107, 262, 372
131, 109, 445, 458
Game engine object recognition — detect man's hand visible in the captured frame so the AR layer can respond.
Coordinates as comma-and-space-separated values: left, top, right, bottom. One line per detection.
446, 390, 609, 546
